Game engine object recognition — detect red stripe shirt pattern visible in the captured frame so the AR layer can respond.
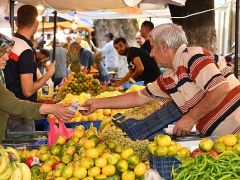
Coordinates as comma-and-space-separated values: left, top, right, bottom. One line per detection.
139, 44, 240, 135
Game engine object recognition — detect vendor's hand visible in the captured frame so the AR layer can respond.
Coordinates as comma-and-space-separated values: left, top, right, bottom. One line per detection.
45, 61, 56, 76
80, 99, 98, 115
50, 103, 76, 121
112, 82, 121, 87
173, 115, 196, 136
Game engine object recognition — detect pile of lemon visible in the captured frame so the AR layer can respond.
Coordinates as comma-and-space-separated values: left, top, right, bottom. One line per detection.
199, 133, 240, 154
148, 134, 191, 160
20, 125, 149, 180
49, 91, 126, 122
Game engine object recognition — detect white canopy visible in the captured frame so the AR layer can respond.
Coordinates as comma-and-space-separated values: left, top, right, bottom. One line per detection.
16, 0, 186, 12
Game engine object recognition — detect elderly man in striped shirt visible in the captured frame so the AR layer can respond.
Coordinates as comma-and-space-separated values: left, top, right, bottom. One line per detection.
82, 23, 240, 137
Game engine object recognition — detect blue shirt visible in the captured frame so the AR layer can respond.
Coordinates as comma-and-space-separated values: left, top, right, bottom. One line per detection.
79, 48, 94, 68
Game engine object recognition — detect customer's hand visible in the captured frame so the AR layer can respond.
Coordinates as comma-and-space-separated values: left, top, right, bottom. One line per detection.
45, 61, 56, 77
50, 103, 76, 121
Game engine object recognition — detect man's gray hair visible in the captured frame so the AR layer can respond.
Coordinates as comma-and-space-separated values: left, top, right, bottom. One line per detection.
150, 23, 188, 49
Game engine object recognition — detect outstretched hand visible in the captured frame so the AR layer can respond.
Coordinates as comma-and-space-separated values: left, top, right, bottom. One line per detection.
51, 103, 76, 121
80, 99, 98, 115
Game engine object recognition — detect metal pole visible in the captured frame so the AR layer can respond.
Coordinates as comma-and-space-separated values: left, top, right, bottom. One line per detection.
41, 17, 45, 48
9, 0, 14, 35
52, 11, 57, 61
234, 0, 239, 78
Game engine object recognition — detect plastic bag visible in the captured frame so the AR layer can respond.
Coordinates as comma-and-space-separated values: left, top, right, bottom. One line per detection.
47, 117, 74, 146
144, 169, 164, 180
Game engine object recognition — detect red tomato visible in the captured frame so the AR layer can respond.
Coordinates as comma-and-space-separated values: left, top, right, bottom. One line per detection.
190, 148, 204, 158
51, 161, 60, 170
208, 149, 219, 157
25, 157, 34, 167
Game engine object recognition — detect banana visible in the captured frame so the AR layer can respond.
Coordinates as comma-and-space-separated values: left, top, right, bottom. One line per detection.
5, 147, 20, 162
99, 123, 112, 137
0, 164, 12, 180
10, 162, 22, 180
99, 118, 112, 131
0, 150, 10, 174
17, 162, 31, 180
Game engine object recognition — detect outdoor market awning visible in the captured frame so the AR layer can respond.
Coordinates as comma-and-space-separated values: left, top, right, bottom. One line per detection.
38, 21, 94, 32
16, 0, 186, 12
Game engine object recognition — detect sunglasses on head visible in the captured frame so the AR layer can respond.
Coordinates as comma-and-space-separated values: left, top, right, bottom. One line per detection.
0, 33, 15, 55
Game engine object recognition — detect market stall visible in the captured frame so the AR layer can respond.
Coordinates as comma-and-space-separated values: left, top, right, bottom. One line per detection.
1, 0, 240, 180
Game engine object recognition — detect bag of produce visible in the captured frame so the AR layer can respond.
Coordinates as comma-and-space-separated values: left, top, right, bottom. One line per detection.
47, 117, 74, 146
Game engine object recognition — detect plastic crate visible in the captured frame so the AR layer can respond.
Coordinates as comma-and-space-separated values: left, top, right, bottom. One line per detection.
113, 102, 182, 140
43, 121, 101, 131
5, 131, 47, 140
2, 139, 47, 150
149, 156, 181, 180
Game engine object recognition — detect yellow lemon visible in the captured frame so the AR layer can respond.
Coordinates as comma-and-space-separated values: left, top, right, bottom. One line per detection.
88, 167, 101, 177
83, 139, 96, 149
154, 134, 172, 147
134, 163, 147, 177
102, 165, 116, 176
122, 170, 135, 180
223, 134, 238, 147
103, 109, 111, 116
95, 157, 107, 168
95, 174, 107, 179
121, 148, 134, 160
85, 148, 99, 159
199, 139, 214, 151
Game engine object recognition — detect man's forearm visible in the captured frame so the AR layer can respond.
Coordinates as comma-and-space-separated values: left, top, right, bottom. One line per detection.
33, 73, 52, 92
117, 72, 132, 85
95, 92, 151, 109
130, 70, 143, 80
187, 83, 230, 123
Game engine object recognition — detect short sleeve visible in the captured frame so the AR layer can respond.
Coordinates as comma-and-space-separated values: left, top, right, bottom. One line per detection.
128, 48, 140, 62
138, 77, 171, 103
188, 54, 227, 92
18, 49, 35, 74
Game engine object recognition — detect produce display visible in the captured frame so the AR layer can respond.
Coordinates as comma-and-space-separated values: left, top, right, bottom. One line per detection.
0, 146, 31, 180
49, 91, 126, 122
54, 72, 107, 102
19, 125, 149, 180
125, 84, 145, 93
173, 133, 240, 179
173, 151, 240, 180
148, 134, 190, 160
124, 101, 162, 120
99, 124, 150, 162
50, 84, 148, 123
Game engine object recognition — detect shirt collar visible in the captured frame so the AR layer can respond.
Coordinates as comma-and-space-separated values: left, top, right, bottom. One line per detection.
14, 32, 34, 49
172, 43, 187, 70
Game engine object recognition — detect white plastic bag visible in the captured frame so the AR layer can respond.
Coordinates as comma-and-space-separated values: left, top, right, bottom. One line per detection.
144, 169, 165, 180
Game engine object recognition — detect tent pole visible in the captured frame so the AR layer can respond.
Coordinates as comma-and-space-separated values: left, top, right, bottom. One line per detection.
41, 17, 45, 48
234, 0, 239, 78
52, 11, 57, 61
9, 0, 14, 35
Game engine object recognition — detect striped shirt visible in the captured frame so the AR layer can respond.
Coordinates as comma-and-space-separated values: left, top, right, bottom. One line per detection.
139, 44, 240, 136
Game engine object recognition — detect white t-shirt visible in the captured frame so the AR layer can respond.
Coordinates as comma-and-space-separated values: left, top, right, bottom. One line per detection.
99, 40, 119, 69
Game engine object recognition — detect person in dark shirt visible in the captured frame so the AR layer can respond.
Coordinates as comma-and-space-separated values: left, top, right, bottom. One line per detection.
140, 21, 154, 54
113, 37, 160, 87
4, 5, 55, 131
